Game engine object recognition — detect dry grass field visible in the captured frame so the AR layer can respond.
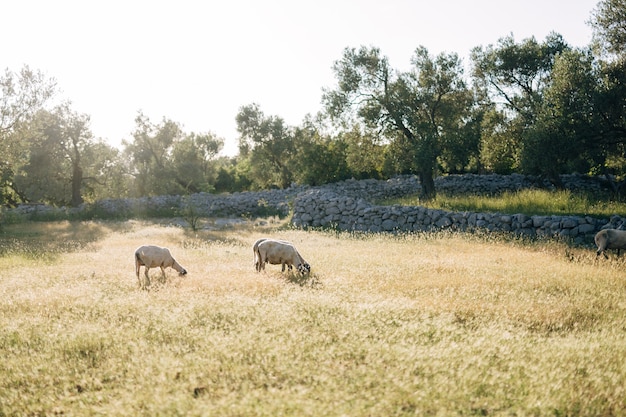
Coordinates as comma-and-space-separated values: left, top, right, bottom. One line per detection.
1, 219, 626, 416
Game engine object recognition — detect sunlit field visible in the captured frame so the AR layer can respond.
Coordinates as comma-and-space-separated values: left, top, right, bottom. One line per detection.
384, 189, 626, 218
2, 219, 626, 416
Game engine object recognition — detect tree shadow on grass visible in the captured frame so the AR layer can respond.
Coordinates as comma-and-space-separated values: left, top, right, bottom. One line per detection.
0, 220, 125, 260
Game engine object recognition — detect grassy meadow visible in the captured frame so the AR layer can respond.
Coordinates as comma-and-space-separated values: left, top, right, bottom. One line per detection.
383, 189, 626, 218
1, 219, 626, 416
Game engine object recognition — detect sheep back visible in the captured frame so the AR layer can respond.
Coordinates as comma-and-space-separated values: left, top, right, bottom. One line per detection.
256, 240, 310, 273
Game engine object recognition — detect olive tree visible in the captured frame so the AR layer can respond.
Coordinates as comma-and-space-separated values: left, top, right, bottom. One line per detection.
589, 0, 626, 193
590, 0, 626, 59
520, 49, 598, 180
323, 46, 472, 200
123, 112, 184, 196
13, 103, 119, 206
0, 66, 56, 205
471, 33, 570, 178
170, 132, 224, 193
236, 103, 296, 189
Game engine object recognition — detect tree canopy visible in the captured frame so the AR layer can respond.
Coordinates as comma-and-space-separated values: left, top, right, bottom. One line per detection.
323, 46, 472, 200
2, 0, 626, 207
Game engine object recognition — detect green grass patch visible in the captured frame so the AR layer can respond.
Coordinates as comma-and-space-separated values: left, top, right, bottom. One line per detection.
382, 189, 626, 217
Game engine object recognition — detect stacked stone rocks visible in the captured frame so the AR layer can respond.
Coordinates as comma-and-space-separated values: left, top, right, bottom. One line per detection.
80, 187, 309, 218
290, 189, 615, 245
433, 173, 607, 195
9, 173, 622, 245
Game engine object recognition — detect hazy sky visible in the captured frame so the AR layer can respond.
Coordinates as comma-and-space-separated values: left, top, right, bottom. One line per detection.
2, 0, 599, 155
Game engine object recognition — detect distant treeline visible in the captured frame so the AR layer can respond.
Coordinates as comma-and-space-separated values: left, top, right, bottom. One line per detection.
1, 0, 625, 208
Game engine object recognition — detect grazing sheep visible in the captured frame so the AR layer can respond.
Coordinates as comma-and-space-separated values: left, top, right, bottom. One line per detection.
134, 245, 187, 289
252, 238, 294, 272
255, 239, 310, 274
594, 228, 626, 259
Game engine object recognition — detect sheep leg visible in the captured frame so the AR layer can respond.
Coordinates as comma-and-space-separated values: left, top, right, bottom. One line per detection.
144, 268, 151, 289
160, 266, 167, 283
280, 259, 293, 272
254, 250, 261, 272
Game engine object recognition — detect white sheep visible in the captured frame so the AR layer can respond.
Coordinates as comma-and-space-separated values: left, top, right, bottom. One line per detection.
255, 239, 310, 274
595, 228, 626, 259
252, 238, 294, 272
134, 245, 187, 289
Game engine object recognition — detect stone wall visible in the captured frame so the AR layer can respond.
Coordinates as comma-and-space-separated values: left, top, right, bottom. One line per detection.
288, 174, 620, 246
291, 189, 622, 245
9, 176, 421, 219
91, 188, 304, 218
433, 173, 607, 195
8, 173, 622, 246
11, 188, 305, 219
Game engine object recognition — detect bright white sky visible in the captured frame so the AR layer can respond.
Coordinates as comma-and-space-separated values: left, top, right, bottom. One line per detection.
2, 0, 599, 155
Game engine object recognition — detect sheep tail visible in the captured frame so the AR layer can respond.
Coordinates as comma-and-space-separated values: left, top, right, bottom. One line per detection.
134, 251, 143, 276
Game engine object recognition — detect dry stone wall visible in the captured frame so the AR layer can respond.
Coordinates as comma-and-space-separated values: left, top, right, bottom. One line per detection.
291, 189, 617, 245
9, 173, 623, 246
289, 174, 621, 246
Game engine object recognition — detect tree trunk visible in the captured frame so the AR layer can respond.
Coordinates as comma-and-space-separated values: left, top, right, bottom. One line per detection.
419, 169, 436, 201
71, 163, 83, 207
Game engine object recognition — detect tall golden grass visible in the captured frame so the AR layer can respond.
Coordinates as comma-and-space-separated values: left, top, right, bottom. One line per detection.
1, 220, 626, 416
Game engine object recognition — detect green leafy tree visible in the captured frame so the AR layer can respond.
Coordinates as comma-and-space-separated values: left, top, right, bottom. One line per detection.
341, 125, 386, 179
590, 0, 626, 59
170, 132, 224, 193
479, 108, 519, 173
323, 46, 472, 200
52, 103, 91, 206
80, 141, 128, 201
381, 131, 420, 177
589, 0, 626, 193
0, 66, 56, 205
471, 33, 570, 181
290, 119, 350, 186
521, 49, 598, 181
123, 112, 184, 196
125, 113, 227, 196
213, 156, 251, 193
14, 103, 115, 206
595, 63, 626, 193
438, 104, 482, 174
471, 33, 568, 123
236, 103, 295, 189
